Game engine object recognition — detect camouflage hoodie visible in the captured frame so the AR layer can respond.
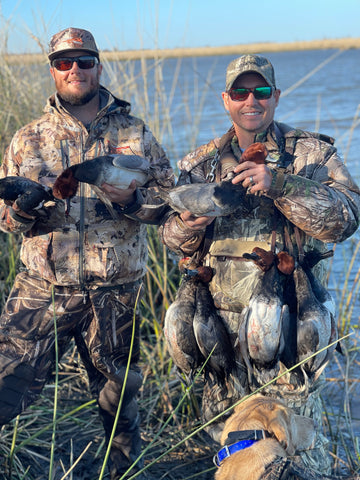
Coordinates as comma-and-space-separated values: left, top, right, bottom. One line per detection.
160, 121, 360, 311
0, 87, 174, 288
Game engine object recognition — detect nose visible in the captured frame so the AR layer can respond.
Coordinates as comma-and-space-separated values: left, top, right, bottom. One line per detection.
69, 60, 81, 73
245, 92, 258, 105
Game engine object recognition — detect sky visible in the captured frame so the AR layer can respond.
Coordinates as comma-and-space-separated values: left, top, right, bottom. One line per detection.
1, 0, 360, 55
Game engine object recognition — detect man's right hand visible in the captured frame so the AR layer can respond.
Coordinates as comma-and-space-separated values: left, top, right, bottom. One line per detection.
180, 211, 215, 230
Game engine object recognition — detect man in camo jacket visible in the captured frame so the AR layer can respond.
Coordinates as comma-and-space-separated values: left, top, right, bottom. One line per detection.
160, 54, 360, 475
0, 27, 174, 480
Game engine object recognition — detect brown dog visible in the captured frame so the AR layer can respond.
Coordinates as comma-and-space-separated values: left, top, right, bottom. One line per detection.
214, 394, 315, 480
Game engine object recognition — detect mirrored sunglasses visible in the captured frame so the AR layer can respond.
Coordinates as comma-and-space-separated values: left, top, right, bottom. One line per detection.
228, 86, 273, 101
51, 55, 99, 71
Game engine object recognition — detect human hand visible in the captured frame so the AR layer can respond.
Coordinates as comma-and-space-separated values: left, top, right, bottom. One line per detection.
231, 161, 273, 193
101, 179, 137, 206
180, 210, 215, 230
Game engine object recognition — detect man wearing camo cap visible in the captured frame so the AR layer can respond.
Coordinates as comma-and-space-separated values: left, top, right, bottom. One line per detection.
160, 54, 360, 476
0, 27, 174, 480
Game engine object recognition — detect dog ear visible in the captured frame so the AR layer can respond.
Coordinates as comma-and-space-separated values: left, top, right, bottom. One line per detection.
289, 414, 316, 452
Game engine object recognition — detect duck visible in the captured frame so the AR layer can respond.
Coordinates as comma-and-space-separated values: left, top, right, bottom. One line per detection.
291, 260, 333, 373
157, 180, 251, 217
300, 249, 340, 359
0, 176, 55, 217
164, 259, 214, 383
52, 154, 152, 200
238, 248, 293, 385
300, 249, 336, 317
193, 277, 236, 387
158, 142, 268, 217
164, 271, 204, 384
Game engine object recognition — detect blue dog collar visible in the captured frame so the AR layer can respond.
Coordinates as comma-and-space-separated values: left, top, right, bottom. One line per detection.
213, 429, 270, 467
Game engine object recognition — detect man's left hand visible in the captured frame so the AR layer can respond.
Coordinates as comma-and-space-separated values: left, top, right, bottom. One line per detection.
231, 161, 273, 193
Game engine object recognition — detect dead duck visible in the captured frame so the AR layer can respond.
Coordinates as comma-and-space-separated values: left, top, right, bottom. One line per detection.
291, 261, 332, 373
164, 272, 203, 384
158, 142, 267, 217
164, 259, 214, 383
238, 248, 293, 384
52, 154, 152, 200
300, 249, 339, 359
193, 279, 236, 387
0, 176, 55, 217
300, 249, 336, 317
158, 180, 250, 217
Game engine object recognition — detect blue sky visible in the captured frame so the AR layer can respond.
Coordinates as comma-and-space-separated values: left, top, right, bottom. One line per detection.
1, 0, 360, 54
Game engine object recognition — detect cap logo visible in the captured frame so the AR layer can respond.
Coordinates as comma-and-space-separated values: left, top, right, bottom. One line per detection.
65, 37, 83, 46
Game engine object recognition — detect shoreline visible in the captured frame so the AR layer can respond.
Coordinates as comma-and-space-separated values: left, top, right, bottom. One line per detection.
4, 37, 360, 64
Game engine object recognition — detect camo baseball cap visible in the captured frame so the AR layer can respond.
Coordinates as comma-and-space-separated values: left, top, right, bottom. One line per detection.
225, 54, 276, 91
48, 27, 99, 61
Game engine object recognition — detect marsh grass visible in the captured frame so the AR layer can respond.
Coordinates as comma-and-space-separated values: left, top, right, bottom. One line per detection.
0, 38, 359, 480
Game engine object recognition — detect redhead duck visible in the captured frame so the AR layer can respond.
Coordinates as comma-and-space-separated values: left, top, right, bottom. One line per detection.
157, 180, 250, 217
53, 154, 152, 200
53, 153, 152, 219
238, 248, 293, 384
158, 142, 267, 217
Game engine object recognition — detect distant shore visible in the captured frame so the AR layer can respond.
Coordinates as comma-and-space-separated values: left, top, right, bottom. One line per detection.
5, 37, 360, 64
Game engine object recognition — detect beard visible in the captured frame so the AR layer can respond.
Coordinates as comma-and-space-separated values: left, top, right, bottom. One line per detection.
58, 86, 99, 106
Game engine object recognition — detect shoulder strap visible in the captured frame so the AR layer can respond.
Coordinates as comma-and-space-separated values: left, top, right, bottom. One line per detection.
207, 126, 238, 182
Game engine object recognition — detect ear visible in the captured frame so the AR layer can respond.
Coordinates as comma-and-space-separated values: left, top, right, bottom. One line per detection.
222, 91, 230, 112
290, 414, 315, 452
274, 88, 281, 107
50, 67, 55, 81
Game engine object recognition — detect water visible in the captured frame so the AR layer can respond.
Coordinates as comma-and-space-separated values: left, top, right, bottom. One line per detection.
108, 48, 360, 326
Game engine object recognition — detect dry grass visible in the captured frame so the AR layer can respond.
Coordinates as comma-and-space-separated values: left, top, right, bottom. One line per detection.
0, 37, 359, 480
4, 37, 360, 64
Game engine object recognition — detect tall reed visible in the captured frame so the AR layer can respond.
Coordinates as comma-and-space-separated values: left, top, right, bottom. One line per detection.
0, 34, 358, 480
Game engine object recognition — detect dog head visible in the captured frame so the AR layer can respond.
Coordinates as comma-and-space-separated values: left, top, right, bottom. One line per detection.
214, 394, 315, 480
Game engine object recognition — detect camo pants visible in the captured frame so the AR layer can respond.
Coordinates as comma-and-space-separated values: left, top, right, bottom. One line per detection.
0, 270, 144, 478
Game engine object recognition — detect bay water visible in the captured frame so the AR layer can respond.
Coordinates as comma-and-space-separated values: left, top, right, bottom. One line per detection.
111, 48, 360, 326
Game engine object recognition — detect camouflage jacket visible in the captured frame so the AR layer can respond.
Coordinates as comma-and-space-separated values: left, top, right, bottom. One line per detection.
0, 87, 174, 288
160, 121, 360, 311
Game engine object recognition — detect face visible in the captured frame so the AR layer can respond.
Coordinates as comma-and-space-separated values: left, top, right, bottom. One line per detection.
222, 73, 281, 142
50, 50, 103, 106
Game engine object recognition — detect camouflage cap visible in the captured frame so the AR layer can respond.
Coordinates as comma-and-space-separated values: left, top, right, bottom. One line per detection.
48, 27, 99, 61
225, 54, 276, 91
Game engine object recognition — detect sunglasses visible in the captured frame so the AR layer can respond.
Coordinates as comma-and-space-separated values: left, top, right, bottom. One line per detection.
228, 86, 273, 101
51, 55, 99, 71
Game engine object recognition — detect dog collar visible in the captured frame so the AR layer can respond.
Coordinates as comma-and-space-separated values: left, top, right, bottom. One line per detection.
213, 430, 271, 467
